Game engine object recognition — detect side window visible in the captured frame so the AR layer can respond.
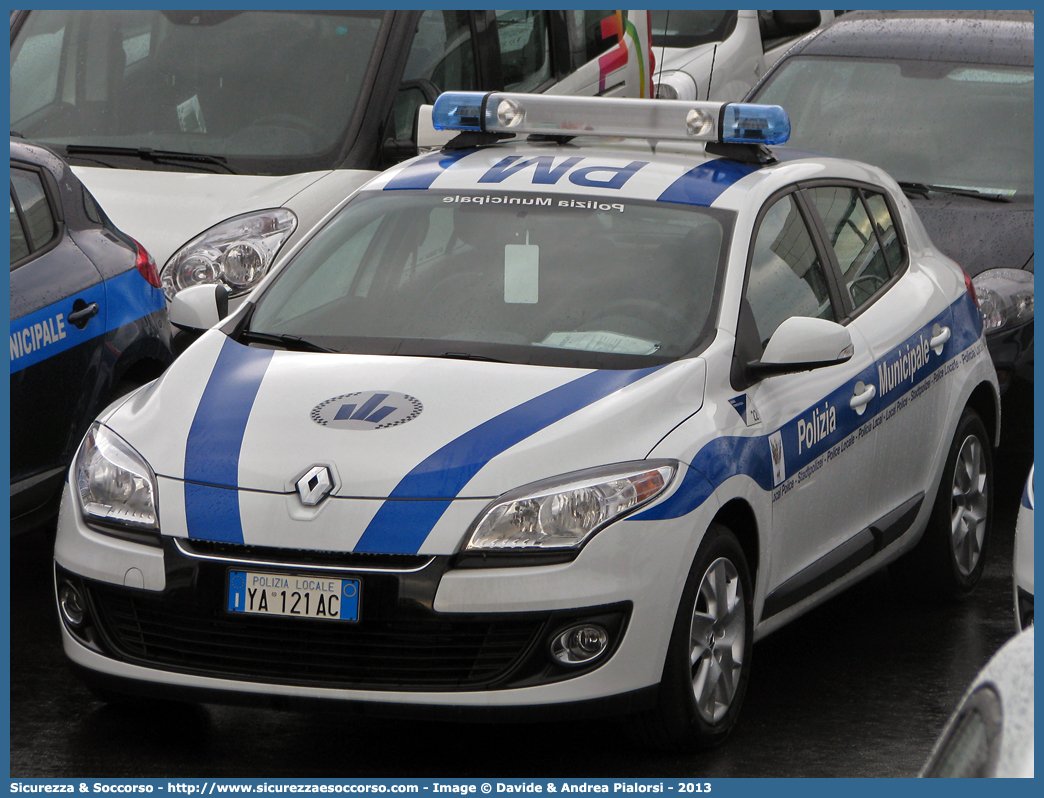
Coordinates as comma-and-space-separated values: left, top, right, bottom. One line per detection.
745, 193, 834, 345
565, 10, 619, 70
808, 186, 890, 311
403, 11, 478, 95
10, 193, 31, 265
10, 168, 58, 262
397, 11, 480, 141
863, 191, 903, 275
494, 10, 552, 92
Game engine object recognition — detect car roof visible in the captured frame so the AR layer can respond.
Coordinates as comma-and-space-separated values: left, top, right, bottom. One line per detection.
364, 137, 890, 213
796, 10, 1033, 66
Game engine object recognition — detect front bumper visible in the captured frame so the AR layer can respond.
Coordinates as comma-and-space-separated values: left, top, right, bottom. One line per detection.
54, 481, 709, 714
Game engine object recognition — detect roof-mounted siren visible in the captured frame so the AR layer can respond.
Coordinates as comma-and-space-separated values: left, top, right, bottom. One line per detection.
431, 92, 790, 161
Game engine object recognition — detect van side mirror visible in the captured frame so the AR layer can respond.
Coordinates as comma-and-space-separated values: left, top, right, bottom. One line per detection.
169, 283, 229, 331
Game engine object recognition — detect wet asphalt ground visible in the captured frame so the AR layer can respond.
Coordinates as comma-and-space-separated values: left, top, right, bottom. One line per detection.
9, 453, 1029, 779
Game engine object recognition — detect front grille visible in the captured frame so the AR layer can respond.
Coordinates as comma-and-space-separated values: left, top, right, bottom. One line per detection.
85, 582, 547, 690
178, 539, 432, 571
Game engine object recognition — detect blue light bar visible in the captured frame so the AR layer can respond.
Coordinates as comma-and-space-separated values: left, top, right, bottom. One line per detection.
431, 91, 792, 147
720, 104, 791, 146
432, 92, 487, 132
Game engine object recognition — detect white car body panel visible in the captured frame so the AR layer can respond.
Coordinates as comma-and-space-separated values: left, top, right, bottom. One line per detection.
54, 128, 1000, 714
72, 167, 378, 277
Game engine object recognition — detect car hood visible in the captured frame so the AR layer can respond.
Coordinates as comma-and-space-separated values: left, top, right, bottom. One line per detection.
658, 44, 715, 74
910, 197, 1034, 276
106, 331, 706, 500
70, 167, 376, 270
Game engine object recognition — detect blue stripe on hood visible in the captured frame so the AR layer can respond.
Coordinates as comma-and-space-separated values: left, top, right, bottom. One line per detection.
353, 366, 663, 554
184, 337, 274, 543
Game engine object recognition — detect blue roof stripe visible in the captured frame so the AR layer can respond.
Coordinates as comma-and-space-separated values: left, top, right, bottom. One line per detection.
383, 148, 477, 191
354, 366, 663, 554
657, 158, 760, 206
184, 337, 273, 543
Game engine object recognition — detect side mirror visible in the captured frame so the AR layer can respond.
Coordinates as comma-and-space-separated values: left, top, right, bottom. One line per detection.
416, 103, 456, 151
747, 316, 853, 381
169, 283, 229, 331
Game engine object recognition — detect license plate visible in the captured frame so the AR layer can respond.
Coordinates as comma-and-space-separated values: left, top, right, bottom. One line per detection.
227, 571, 360, 622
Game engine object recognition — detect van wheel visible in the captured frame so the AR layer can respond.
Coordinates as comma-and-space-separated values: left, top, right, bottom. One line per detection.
891, 407, 992, 600
631, 523, 753, 751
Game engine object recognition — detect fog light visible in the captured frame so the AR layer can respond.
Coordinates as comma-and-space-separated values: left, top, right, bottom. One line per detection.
58, 582, 87, 628
550, 623, 609, 665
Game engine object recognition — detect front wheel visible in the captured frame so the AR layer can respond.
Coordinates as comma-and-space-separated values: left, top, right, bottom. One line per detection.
631, 523, 753, 751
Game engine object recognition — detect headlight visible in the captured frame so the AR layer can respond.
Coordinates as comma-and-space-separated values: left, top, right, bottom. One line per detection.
465, 461, 676, 552
653, 71, 698, 102
161, 208, 297, 300
973, 268, 1033, 332
75, 423, 159, 532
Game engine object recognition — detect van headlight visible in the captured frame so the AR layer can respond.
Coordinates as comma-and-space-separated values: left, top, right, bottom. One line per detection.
465, 461, 676, 551
75, 423, 159, 533
653, 70, 698, 102
161, 208, 296, 300
973, 268, 1033, 333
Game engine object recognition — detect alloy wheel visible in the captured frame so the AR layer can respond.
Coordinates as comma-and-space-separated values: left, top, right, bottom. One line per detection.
689, 557, 745, 723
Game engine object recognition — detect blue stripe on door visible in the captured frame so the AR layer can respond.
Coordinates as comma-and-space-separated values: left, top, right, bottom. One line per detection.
9, 269, 166, 374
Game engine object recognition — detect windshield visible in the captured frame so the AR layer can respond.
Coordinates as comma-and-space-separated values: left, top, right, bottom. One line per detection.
755, 56, 1034, 198
248, 191, 731, 369
650, 11, 736, 49
10, 10, 385, 175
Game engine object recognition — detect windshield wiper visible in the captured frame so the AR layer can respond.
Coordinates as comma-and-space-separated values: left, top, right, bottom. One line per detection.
239, 330, 333, 353
438, 351, 506, 363
64, 145, 236, 174
898, 182, 1013, 203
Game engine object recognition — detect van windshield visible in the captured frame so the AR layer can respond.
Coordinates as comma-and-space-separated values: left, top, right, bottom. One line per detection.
10, 10, 385, 175
247, 191, 732, 370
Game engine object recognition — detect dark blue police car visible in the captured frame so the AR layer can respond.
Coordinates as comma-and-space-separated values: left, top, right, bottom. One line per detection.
10, 137, 173, 534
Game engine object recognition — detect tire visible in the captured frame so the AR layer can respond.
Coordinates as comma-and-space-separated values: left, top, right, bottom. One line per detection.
631, 523, 754, 752
891, 407, 993, 600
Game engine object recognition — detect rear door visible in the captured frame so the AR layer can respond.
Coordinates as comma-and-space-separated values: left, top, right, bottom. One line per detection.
10, 160, 108, 501
803, 182, 956, 527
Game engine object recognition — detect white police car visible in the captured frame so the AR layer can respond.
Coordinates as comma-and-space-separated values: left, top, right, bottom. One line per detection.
54, 92, 999, 751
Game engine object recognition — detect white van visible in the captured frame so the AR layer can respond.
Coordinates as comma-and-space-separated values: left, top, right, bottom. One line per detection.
650, 10, 838, 102
10, 10, 652, 301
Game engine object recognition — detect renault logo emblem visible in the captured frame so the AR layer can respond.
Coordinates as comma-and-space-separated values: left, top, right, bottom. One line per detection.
296, 465, 333, 506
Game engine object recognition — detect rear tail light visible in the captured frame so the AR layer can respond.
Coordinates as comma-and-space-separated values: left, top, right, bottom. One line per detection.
963, 268, 979, 309
133, 239, 162, 288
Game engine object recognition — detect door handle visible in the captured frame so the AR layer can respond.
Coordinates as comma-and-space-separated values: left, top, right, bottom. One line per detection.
850, 382, 876, 414
68, 301, 100, 329
929, 326, 951, 352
